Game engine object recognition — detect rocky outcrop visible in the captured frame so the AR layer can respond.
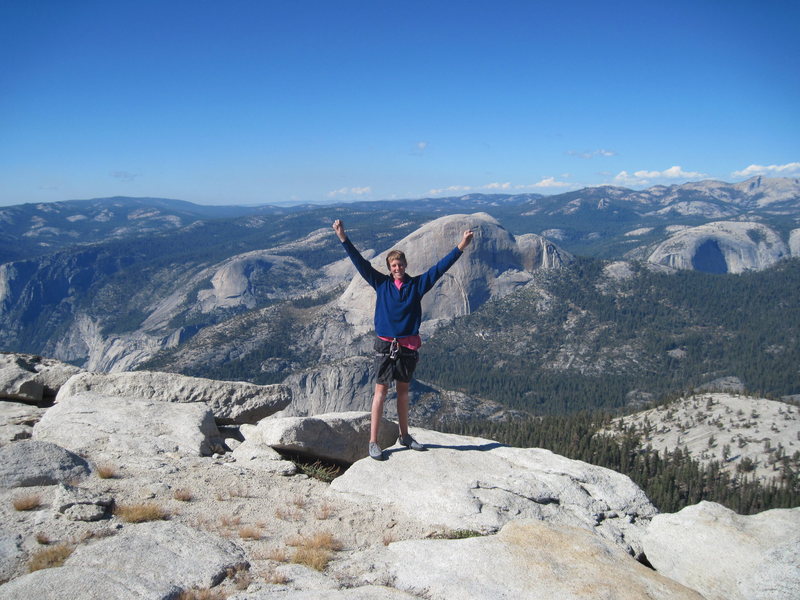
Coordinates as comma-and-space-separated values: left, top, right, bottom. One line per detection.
645, 221, 788, 273
328, 429, 657, 557
337, 519, 704, 600
239, 412, 398, 464
0, 440, 92, 488
2, 521, 248, 599
33, 393, 221, 457
0, 401, 46, 445
56, 370, 291, 425
0, 353, 82, 404
642, 501, 800, 600
337, 213, 571, 336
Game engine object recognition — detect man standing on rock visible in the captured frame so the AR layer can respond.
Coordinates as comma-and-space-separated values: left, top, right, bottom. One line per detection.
332, 219, 474, 460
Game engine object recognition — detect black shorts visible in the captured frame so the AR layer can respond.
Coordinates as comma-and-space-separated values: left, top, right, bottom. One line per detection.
374, 338, 419, 386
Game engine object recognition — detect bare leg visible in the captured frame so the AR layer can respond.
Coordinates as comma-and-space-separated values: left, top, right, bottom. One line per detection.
370, 383, 388, 443
396, 380, 410, 437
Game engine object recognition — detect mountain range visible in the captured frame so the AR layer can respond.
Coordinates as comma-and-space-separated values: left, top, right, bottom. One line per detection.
1, 177, 798, 419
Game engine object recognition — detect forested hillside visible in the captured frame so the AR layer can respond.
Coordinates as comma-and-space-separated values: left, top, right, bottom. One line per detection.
418, 257, 800, 414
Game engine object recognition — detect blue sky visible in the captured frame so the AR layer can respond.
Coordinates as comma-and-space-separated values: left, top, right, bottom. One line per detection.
1, 0, 798, 207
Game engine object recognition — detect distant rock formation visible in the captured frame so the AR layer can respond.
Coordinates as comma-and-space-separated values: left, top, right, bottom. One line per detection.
644, 221, 788, 273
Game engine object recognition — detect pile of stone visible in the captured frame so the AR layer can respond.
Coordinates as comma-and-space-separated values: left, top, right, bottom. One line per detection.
1, 352, 798, 599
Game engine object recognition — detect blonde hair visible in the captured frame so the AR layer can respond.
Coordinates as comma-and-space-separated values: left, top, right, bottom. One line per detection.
385, 249, 407, 270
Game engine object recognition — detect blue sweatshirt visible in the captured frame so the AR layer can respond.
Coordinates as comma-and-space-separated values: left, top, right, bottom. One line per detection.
341, 237, 463, 338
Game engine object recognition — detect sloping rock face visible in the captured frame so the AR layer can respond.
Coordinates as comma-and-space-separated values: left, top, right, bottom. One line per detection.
0, 353, 82, 404
645, 221, 788, 273
56, 370, 291, 424
328, 430, 656, 556
33, 393, 221, 457
2, 521, 248, 600
239, 412, 398, 464
337, 212, 571, 336
339, 519, 703, 600
642, 501, 800, 600
0, 440, 92, 488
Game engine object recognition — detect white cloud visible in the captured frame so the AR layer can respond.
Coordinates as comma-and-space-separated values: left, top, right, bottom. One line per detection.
568, 149, 617, 159
427, 185, 473, 195
485, 182, 512, 190
614, 165, 705, 186
327, 186, 372, 198
732, 162, 800, 178
530, 177, 572, 188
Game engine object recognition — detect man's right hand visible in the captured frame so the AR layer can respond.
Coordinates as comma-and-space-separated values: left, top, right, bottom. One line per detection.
332, 219, 347, 242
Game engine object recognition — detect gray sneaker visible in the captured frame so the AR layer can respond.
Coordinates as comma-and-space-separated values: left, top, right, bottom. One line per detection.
398, 434, 425, 451
368, 442, 385, 461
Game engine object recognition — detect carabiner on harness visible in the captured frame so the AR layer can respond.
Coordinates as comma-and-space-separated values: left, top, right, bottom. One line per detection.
389, 339, 400, 361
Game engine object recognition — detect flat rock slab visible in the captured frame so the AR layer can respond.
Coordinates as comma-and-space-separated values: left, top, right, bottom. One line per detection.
240, 411, 398, 464
0, 401, 47, 445
33, 392, 220, 457
329, 429, 657, 555
56, 370, 292, 424
643, 501, 800, 600
350, 519, 704, 600
0, 440, 92, 488
0, 565, 180, 600
67, 521, 248, 590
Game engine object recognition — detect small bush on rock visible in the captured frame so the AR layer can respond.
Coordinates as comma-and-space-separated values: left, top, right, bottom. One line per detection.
114, 502, 169, 523
28, 544, 73, 572
13, 493, 42, 511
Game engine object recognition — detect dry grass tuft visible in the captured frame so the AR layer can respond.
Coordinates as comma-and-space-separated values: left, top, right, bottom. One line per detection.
274, 507, 302, 521
96, 463, 118, 479
238, 525, 262, 540
173, 488, 193, 502
114, 502, 169, 523
315, 503, 335, 520
262, 547, 288, 562
264, 569, 291, 585
287, 531, 343, 571
28, 543, 74, 572
177, 589, 226, 600
35, 532, 51, 545
13, 493, 42, 511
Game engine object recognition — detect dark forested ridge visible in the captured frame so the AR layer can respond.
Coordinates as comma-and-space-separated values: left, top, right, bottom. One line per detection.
418, 257, 800, 415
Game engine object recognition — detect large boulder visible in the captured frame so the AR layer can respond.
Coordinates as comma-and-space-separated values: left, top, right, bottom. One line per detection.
0, 353, 82, 404
0, 566, 180, 600
642, 501, 800, 600
237, 411, 397, 465
33, 393, 221, 457
67, 521, 248, 590
329, 429, 657, 556
338, 519, 703, 600
0, 440, 92, 488
56, 370, 291, 424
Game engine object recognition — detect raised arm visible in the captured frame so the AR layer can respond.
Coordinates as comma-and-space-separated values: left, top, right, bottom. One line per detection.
332, 219, 347, 242
458, 228, 475, 252
332, 219, 385, 288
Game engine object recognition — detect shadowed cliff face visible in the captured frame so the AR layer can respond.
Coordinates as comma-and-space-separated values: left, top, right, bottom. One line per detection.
691, 239, 728, 274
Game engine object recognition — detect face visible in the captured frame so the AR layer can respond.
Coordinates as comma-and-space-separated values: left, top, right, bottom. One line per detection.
388, 258, 407, 280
